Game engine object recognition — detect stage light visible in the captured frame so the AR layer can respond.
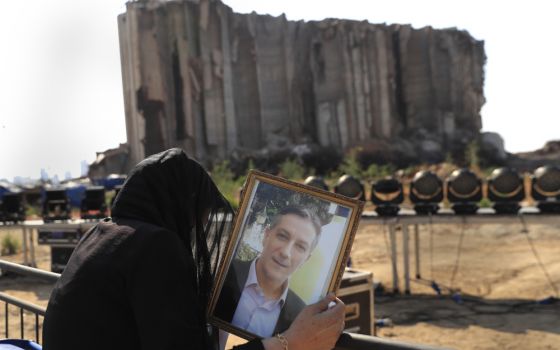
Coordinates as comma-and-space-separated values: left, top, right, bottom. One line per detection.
531, 165, 560, 213
371, 178, 403, 216
0, 192, 26, 224
334, 174, 366, 201
303, 176, 329, 191
487, 167, 524, 214
42, 188, 71, 223
446, 168, 482, 214
80, 186, 108, 220
409, 170, 443, 215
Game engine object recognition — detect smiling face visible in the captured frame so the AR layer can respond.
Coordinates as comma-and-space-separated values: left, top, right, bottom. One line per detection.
257, 213, 318, 288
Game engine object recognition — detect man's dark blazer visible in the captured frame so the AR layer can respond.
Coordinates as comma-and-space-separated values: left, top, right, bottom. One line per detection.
214, 259, 306, 336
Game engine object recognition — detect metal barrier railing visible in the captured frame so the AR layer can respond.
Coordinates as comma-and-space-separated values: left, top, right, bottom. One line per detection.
0, 260, 60, 344
0, 259, 445, 349
0, 291, 44, 343
335, 332, 449, 350
0, 260, 60, 284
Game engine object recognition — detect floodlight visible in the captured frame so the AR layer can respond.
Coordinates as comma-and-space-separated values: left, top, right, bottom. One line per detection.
531, 165, 560, 213
80, 186, 108, 220
42, 188, 71, 223
1, 192, 26, 223
334, 174, 366, 201
303, 176, 329, 191
409, 171, 443, 214
487, 167, 524, 214
446, 168, 482, 214
371, 178, 403, 216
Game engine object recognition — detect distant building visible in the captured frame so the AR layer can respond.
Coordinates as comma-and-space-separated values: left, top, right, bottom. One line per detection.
88, 143, 129, 179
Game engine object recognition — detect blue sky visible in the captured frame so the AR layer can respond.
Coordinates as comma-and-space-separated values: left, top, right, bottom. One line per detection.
1, 0, 558, 181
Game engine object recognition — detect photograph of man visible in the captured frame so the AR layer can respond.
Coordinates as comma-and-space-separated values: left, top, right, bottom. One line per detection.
215, 205, 322, 338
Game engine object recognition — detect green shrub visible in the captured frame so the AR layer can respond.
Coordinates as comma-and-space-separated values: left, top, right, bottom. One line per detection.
478, 197, 492, 208
445, 152, 455, 166
279, 158, 306, 180
210, 160, 245, 209
106, 191, 114, 209
363, 163, 396, 180
339, 148, 363, 178
465, 140, 480, 171
246, 159, 256, 173
362, 163, 380, 180
25, 205, 39, 218
1, 234, 21, 255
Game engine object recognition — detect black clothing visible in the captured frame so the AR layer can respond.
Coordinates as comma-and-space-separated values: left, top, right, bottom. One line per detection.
43, 149, 263, 350
215, 259, 306, 335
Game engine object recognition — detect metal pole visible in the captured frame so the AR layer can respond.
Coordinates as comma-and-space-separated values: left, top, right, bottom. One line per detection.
414, 224, 420, 279
22, 226, 29, 266
29, 228, 37, 267
5, 302, 8, 337
403, 224, 410, 294
0, 259, 61, 283
35, 313, 39, 343
0, 292, 47, 316
335, 332, 451, 350
388, 224, 399, 293
20, 308, 24, 339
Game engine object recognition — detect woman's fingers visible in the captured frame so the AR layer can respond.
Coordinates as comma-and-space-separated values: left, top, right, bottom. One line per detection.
281, 295, 346, 350
314, 297, 345, 326
305, 293, 337, 314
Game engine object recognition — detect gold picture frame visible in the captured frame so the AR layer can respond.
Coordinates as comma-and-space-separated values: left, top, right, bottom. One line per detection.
208, 170, 364, 340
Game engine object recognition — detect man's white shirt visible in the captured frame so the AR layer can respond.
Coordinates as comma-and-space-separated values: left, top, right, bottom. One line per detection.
231, 258, 289, 337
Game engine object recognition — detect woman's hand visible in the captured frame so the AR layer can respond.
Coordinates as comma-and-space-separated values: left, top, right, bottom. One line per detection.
262, 293, 345, 350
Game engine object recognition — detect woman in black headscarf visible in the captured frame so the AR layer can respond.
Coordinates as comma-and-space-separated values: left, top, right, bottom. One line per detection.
43, 148, 345, 350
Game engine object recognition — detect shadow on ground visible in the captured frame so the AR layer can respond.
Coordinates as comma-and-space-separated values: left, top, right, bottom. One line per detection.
0, 274, 54, 303
375, 292, 560, 335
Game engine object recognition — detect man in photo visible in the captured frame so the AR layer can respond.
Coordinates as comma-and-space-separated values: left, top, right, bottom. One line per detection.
215, 205, 322, 337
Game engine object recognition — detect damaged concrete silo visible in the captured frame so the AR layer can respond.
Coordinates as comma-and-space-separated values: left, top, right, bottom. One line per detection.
117, 0, 485, 170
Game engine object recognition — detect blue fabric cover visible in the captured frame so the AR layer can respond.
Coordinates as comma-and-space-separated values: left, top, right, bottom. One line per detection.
0, 339, 42, 350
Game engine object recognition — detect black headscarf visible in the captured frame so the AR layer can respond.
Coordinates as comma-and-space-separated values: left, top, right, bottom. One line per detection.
111, 148, 234, 336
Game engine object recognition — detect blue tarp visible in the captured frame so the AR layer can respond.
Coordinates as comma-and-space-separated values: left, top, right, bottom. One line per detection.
0, 187, 8, 200
41, 184, 87, 208
93, 174, 126, 190
0, 339, 42, 350
0, 181, 19, 200
65, 184, 87, 207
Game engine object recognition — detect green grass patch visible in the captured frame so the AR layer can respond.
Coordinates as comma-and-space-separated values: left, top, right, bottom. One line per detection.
1, 234, 21, 255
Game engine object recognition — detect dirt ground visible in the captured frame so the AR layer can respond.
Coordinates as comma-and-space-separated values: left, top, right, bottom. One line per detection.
353, 218, 560, 350
1, 217, 559, 349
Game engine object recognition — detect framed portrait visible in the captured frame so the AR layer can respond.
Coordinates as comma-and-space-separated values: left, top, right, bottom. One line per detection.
208, 170, 364, 340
